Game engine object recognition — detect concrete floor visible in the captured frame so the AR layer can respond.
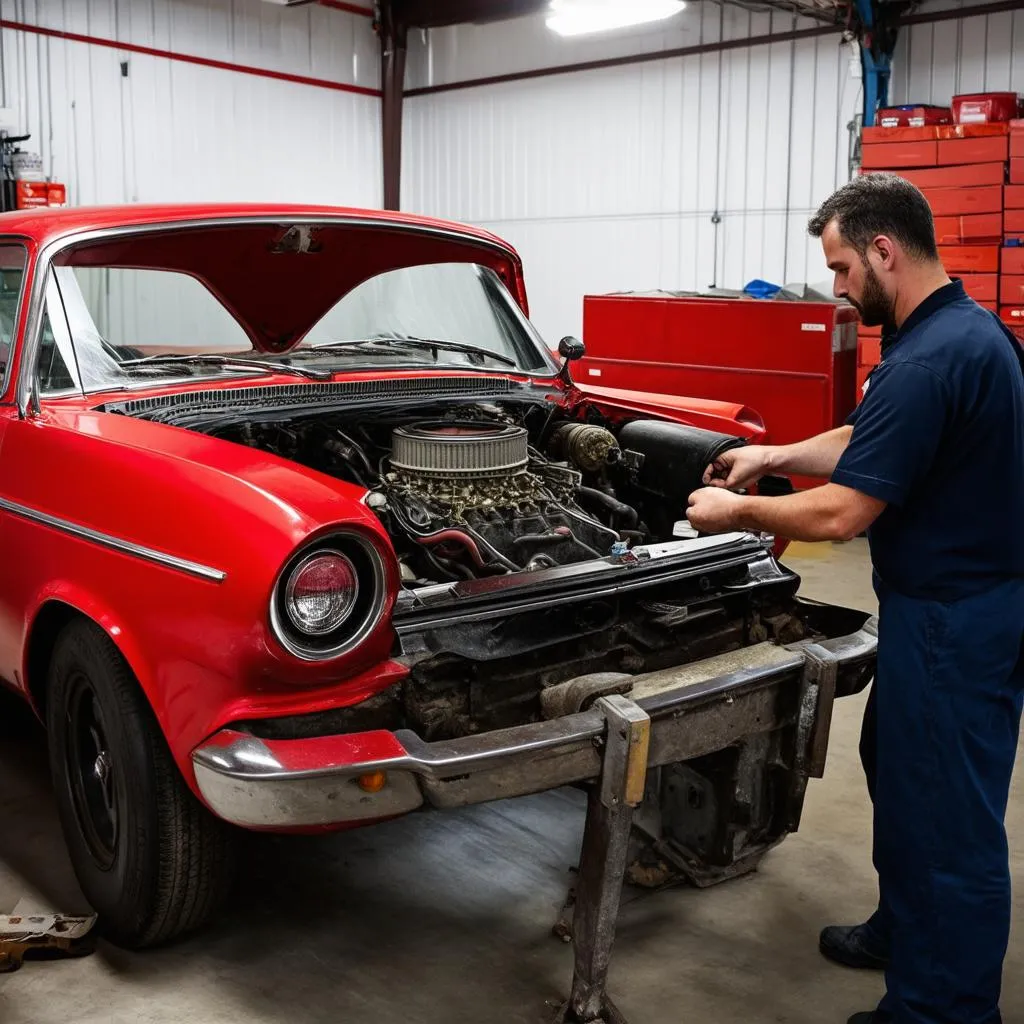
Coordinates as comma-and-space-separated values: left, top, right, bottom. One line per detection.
2, 538, 1023, 1023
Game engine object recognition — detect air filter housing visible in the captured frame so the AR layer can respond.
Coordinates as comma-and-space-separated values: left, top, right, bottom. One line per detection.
391, 422, 529, 480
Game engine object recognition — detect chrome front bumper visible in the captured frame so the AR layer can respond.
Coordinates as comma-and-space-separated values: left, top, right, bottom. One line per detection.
192, 618, 877, 830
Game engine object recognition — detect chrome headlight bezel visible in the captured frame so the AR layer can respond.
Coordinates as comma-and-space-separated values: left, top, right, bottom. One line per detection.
270, 534, 386, 661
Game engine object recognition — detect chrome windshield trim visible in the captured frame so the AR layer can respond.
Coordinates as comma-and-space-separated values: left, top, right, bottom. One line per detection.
0, 496, 227, 582
17, 215, 539, 416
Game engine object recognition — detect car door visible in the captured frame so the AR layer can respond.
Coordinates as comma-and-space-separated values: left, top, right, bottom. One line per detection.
0, 239, 31, 693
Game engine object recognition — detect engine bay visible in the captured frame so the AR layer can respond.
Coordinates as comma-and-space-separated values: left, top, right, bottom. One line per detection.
203, 397, 747, 587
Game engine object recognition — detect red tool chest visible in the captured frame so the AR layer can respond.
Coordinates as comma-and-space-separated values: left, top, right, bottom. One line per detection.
579, 293, 859, 489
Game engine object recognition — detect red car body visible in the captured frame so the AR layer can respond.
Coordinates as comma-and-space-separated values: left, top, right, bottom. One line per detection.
0, 203, 768, 797
0, 204, 875, 947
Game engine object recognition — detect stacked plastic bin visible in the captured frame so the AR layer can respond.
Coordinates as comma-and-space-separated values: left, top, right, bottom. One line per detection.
856, 93, 1021, 399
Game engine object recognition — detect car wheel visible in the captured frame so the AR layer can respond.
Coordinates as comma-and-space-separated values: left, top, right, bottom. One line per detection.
46, 619, 235, 948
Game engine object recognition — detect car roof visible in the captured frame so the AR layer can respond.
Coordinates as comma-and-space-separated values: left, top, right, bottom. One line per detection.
0, 202, 517, 255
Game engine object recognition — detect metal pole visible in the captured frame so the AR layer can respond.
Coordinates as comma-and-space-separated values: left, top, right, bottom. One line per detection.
555, 694, 650, 1024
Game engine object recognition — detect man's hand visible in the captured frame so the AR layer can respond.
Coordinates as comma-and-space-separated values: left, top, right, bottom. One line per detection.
703, 446, 773, 490
686, 486, 745, 534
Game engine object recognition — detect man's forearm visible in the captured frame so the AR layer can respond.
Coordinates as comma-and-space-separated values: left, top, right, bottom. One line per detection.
764, 426, 853, 480
732, 483, 878, 543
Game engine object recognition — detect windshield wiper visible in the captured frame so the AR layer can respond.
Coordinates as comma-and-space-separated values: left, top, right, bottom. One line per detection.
309, 335, 518, 368
119, 353, 332, 381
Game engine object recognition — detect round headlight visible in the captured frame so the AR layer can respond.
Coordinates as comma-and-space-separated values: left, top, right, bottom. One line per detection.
270, 534, 386, 661
284, 552, 359, 635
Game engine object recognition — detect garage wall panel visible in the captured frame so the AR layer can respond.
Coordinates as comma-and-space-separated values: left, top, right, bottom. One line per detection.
891, 2, 1024, 104
0, 0, 382, 208
404, 12, 860, 343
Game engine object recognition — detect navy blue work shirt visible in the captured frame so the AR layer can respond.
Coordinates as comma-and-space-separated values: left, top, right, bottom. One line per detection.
832, 280, 1024, 601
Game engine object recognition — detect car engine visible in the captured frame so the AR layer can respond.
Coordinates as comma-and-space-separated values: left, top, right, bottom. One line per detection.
186, 394, 752, 587
370, 420, 628, 580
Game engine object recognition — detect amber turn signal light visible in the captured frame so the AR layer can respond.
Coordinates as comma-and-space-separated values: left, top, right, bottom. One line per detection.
357, 771, 388, 793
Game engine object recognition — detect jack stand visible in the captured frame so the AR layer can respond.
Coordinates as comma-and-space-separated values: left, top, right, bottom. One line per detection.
553, 694, 650, 1024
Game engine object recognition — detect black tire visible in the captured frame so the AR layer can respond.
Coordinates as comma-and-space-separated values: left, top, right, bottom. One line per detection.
46, 619, 235, 948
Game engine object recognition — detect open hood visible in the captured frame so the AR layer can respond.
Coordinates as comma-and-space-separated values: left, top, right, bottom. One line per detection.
52, 219, 526, 354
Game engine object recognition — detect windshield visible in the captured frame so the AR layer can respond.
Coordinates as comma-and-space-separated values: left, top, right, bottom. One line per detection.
41, 259, 556, 396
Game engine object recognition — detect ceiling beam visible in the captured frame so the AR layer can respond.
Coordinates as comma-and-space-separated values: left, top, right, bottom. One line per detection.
390, 0, 550, 28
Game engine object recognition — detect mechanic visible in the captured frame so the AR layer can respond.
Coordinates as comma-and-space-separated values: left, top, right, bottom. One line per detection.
686, 172, 1024, 1024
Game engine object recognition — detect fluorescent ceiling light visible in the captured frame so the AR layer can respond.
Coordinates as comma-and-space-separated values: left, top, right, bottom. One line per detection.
547, 0, 686, 37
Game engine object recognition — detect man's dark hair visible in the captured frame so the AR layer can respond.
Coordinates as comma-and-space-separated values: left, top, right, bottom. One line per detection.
807, 172, 939, 261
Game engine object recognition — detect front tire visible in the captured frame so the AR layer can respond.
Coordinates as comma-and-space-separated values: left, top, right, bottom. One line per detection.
46, 619, 235, 947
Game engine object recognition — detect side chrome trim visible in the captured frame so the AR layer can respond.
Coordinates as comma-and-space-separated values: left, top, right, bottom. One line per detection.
0, 496, 227, 582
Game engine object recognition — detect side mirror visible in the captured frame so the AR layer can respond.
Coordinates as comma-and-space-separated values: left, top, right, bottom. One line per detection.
558, 336, 586, 361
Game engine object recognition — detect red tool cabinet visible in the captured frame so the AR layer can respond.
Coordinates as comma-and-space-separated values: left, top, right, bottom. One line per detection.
579, 293, 859, 489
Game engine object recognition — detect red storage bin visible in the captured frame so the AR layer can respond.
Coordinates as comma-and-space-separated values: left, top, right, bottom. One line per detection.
579, 293, 859, 488
895, 162, 1005, 189
861, 141, 940, 169
877, 105, 953, 128
1005, 184, 1024, 209
958, 273, 999, 302
1000, 275, 1024, 304
1002, 247, 1024, 275
1012, 134, 1024, 159
1005, 209, 1024, 231
933, 213, 1003, 244
859, 335, 882, 366
939, 122, 1010, 138
937, 136, 1009, 165
940, 246, 1000, 273
1012, 158, 1024, 184
862, 125, 942, 143
952, 92, 1019, 124
922, 185, 1003, 216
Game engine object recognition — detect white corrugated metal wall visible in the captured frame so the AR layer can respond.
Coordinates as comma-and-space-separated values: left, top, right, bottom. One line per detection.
403, 7, 862, 344
0, 0, 382, 207
891, 2, 1024, 104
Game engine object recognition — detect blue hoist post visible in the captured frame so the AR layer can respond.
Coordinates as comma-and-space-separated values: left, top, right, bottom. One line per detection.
855, 0, 895, 127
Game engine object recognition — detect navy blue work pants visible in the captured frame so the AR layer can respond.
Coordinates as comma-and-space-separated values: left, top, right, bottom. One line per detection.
857, 577, 1024, 1023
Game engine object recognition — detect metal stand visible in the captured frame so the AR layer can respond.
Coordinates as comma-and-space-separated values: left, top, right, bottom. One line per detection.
553, 695, 651, 1024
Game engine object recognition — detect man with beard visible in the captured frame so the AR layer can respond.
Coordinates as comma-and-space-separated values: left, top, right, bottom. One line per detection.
686, 172, 1024, 1024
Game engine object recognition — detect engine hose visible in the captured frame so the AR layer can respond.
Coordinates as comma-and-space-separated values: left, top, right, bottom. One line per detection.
419, 527, 518, 572
575, 486, 639, 530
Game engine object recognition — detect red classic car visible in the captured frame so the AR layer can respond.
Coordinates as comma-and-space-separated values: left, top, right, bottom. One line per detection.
0, 204, 876, 949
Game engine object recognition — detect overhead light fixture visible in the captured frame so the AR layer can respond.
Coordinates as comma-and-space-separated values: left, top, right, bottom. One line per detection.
546, 0, 686, 37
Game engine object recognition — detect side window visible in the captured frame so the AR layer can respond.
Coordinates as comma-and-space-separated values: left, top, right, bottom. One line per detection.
0, 243, 28, 378
37, 311, 76, 393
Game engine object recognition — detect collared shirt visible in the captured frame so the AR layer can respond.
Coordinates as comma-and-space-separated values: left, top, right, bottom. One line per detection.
833, 280, 1024, 600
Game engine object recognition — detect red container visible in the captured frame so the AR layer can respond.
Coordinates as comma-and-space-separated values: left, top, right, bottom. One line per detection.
876, 105, 953, 128
1012, 158, 1024, 184
937, 136, 1009, 165
958, 273, 999, 302
47, 183, 66, 207
861, 140, 939, 169
895, 162, 1005, 189
1001, 308, 1024, 346
862, 125, 941, 143
579, 294, 859, 488
939, 245, 1000, 273
952, 92, 1019, 124
15, 180, 48, 210
859, 335, 881, 366
1000, 275, 1024, 304
1005, 184, 1024, 209
1012, 134, 1024, 159
1006, 210, 1024, 232
922, 185, 1003, 216
939, 122, 1010, 138
1003, 247, 1024, 275
933, 213, 1003, 244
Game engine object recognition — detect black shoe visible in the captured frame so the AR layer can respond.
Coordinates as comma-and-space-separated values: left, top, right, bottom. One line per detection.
847, 1014, 891, 1024
820, 922, 890, 970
